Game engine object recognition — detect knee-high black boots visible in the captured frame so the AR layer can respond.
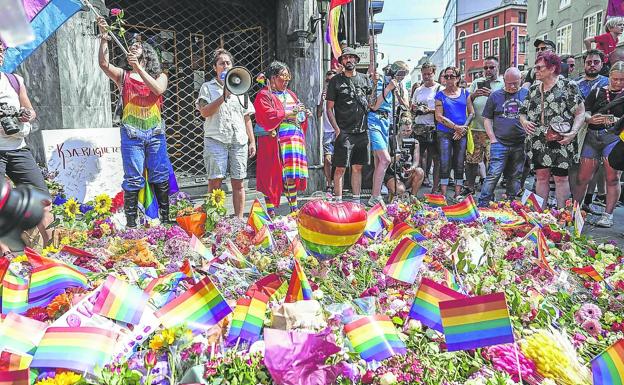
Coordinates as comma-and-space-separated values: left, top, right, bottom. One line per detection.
123, 190, 139, 228
153, 181, 172, 224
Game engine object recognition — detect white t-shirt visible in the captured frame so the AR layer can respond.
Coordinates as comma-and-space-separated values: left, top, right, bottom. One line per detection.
411, 82, 443, 126
317, 89, 333, 133
0, 73, 31, 151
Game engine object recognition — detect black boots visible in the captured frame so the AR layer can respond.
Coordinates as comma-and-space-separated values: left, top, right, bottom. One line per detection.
153, 181, 172, 224
124, 190, 139, 228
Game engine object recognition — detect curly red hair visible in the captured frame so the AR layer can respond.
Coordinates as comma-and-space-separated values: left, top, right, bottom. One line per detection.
536, 51, 561, 75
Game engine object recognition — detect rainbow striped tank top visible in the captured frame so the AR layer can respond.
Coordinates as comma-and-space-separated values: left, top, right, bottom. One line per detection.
121, 73, 163, 130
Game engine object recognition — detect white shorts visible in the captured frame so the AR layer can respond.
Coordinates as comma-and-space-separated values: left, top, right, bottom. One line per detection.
203, 137, 248, 180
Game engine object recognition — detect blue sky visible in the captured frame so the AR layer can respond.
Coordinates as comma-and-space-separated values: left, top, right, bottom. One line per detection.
375, 0, 447, 68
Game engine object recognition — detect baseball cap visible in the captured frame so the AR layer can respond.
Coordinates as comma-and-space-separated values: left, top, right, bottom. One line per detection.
533, 38, 556, 50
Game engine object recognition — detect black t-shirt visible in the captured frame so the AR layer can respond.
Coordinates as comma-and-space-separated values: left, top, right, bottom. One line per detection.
326, 72, 372, 133
585, 87, 624, 130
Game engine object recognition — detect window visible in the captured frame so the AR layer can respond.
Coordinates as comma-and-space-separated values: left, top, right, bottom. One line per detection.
473, 21, 479, 33
518, 36, 526, 54
492, 38, 499, 56
518, 11, 526, 24
483, 40, 490, 57
459, 58, 466, 73
556, 24, 572, 54
559, 0, 571, 8
493, 16, 499, 27
538, 0, 547, 20
472, 43, 480, 61
484, 19, 490, 30
458, 31, 466, 52
584, 10, 603, 40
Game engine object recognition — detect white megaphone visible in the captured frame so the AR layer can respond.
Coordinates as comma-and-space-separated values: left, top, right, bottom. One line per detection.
224, 66, 252, 95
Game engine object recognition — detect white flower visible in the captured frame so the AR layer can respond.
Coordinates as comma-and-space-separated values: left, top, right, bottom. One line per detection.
408, 319, 422, 332
380, 372, 398, 385
312, 289, 324, 300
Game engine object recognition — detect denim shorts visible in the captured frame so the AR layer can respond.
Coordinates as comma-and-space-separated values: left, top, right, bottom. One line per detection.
323, 131, 335, 155
368, 113, 390, 151
580, 129, 620, 159
203, 137, 248, 180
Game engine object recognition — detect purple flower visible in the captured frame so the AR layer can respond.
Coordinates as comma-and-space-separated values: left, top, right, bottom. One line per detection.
581, 318, 603, 337
79, 203, 93, 213
53, 195, 67, 205
575, 303, 602, 323
439, 223, 459, 242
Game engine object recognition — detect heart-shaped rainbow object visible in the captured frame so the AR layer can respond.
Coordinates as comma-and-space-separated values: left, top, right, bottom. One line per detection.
297, 199, 367, 261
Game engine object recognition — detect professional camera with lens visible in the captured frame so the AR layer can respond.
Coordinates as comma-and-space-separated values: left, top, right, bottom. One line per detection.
0, 179, 48, 250
0, 102, 21, 136
412, 102, 429, 116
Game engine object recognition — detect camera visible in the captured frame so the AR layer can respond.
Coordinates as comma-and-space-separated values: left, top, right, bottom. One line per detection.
412, 102, 429, 116
0, 103, 21, 136
0, 179, 48, 250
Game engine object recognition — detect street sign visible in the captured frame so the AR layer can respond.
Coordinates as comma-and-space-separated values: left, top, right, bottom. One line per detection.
355, 45, 371, 66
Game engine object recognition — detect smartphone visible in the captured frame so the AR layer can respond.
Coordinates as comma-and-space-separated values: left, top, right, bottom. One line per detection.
477, 81, 491, 90
604, 114, 616, 125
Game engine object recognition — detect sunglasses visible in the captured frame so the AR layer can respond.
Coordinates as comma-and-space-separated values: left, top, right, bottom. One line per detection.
483, 65, 496, 70
585, 59, 601, 65
443, 74, 458, 79
534, 64, 548, 71
536, 47, 549, 52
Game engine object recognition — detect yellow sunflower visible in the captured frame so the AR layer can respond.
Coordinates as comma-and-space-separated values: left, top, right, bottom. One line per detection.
35, 372, 83, 385
64, 198, 80, 219
94, 193, 112, 215
210, 189, 226, 208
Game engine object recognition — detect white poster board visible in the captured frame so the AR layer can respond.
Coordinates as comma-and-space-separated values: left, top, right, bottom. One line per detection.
42, 128, 123, 202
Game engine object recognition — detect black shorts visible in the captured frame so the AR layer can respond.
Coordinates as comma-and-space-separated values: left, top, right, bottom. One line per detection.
0, 147, 50, 196
532, 161, 569, 177
332, 131, 370, 168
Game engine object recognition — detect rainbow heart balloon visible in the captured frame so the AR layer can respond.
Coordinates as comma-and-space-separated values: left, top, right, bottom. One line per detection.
297, 199, 367, 261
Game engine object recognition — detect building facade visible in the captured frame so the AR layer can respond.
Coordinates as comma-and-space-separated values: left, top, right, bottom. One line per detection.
527, 0, 607, 75
455, 2, 528, 83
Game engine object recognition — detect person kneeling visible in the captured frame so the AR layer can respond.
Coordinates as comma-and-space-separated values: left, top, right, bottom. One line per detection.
384, 114, 425, 199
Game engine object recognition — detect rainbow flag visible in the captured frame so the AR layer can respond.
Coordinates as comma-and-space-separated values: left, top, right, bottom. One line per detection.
443, 269, 461, 291
424, 194, 447, 207
521, 190, 544, 212
364, 202, 391, 239
1, 270, 29, 315
285, 258, 313, 303
0, 257, 8, 283
439, 292, 514, 351
591, 339, 624, 385
28, 262, 89, 308
442, 195, 480, 223
24, 247, 57, 267
223, 239, 250, 268
388, 222, 426, 242
143, 272, 186, 307
383, 238, 426, 284
155, 276, 232, 333
290, 238, 308, 261
252, 225, 274, 249
524, 226, 552, 272
344, 315, 407, 362
0, 369, 29, 385
247, 273, 285, 299
138, 170, 159, 219
518, 209, 543, 228
247, 199, 271, 234
227, 291, 269, 344
0, 312, 47, 355
409, 278, 466, 332
571, 266, 604, 282
189, 235, 213, 260
180, 259, 194, 279
31, 326, 119, 375
325, 0, 353, 59
0, 351, 32, 371
92, 275, 149, 325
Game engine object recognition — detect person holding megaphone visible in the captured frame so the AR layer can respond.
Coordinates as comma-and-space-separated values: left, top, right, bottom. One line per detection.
196, 49, 256, 219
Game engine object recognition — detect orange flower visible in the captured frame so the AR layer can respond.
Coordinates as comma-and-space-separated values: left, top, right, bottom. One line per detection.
46, 292, 73, 318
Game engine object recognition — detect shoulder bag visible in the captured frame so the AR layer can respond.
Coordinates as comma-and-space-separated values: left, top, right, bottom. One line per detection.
542, 83, 569, 142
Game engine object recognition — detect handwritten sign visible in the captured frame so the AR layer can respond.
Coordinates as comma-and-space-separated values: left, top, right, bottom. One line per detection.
42, 128, 123, 202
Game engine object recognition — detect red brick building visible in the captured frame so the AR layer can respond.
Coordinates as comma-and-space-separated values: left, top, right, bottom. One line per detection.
455, 3, 528, 83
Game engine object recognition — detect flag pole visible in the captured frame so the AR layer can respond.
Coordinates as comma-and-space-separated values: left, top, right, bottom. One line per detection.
513, 342, 524, 384
80, 0, 129, 55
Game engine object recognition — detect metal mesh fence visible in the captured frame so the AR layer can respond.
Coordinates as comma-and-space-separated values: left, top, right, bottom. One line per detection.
104, 0, 277, 186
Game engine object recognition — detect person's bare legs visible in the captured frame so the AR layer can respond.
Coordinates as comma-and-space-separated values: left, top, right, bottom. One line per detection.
573, 158, 598, 204
231, 179, 245, 219
351, 164, 363, 202
323, 154, 332, 190
535, 168, 551, 210
604, 158, 622, 215
553, 175, 571, 209
334, 167, 346, 200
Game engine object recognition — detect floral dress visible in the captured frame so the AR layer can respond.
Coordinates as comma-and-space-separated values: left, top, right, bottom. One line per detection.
519, 77, 583, 170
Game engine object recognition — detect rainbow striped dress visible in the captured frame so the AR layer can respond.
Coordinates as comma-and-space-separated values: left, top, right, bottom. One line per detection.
274, 91, 308, 181
121, 73, 163, 130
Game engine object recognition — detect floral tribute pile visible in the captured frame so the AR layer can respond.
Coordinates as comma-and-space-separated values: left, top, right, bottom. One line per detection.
0, 181, 623, 385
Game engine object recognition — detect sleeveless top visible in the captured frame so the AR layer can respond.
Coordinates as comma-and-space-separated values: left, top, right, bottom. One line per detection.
121, 72, 163, 130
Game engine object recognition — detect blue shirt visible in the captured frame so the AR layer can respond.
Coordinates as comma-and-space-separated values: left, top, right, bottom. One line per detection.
576, 75, 609, 99
434, 89, 470, 133
482, 88, 528, 146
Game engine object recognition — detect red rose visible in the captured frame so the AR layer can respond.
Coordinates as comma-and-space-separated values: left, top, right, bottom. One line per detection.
110, 8, 122, 17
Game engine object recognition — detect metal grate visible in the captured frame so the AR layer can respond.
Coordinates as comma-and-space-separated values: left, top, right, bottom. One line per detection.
104, 0, 277, 187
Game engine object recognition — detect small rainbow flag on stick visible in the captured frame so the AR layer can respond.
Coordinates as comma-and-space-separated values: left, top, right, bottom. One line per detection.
571, 266, 604, 282
247, 199, 272, 234
0, 369, 29, 385
0, 350, 32, 371
442, 195, 480, 223
383, 238, 426, 284
439, 292, 514, 351
0, 312, 47, 355
344, 315, 407, 362
31, 326, 119, 375
285, 258, 313, 303
28, 262, 89, 308
591, 339, 624, 385
143, 272, 186, 307
92, 275, 149, 325
227, 291, 269, 344
424, 194, 447, 207
223, 240, 250, 268
388, 222, 426, 242
246, 273, 285, 298
252, 225, 274, 249
409, 278, 466, 332
189, 235, 213, 260
521, 190, 544, 212
523, 226, 552, 272
1, 270, 29, 315
155, 276, 232, 333
364, 202, 392, 239
290, 237, 308, 261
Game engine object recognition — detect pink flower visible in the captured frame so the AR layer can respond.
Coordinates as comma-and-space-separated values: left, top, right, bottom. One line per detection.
573, 332, 587, 347
575, 303, 602, 323
488, 345, 535, 382
581, 318, 603, 337
110, 8, 122, 17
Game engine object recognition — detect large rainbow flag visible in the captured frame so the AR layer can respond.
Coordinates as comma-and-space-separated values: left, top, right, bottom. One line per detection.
383, 238, 426, 284
439, 292, 514, 351
424, 194, 447, 207
247, 199, 272, 234
28, 262, 89, 308
325, 0, 353, 60
227, 291, 269, 344
591, 339, 624, 385
442, 195, 480, 223
285, 258, 313, 303
92, 275, 149, 325
364, 202, 392, 239
344, 315, 407, 362
409, 278, 466, 332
